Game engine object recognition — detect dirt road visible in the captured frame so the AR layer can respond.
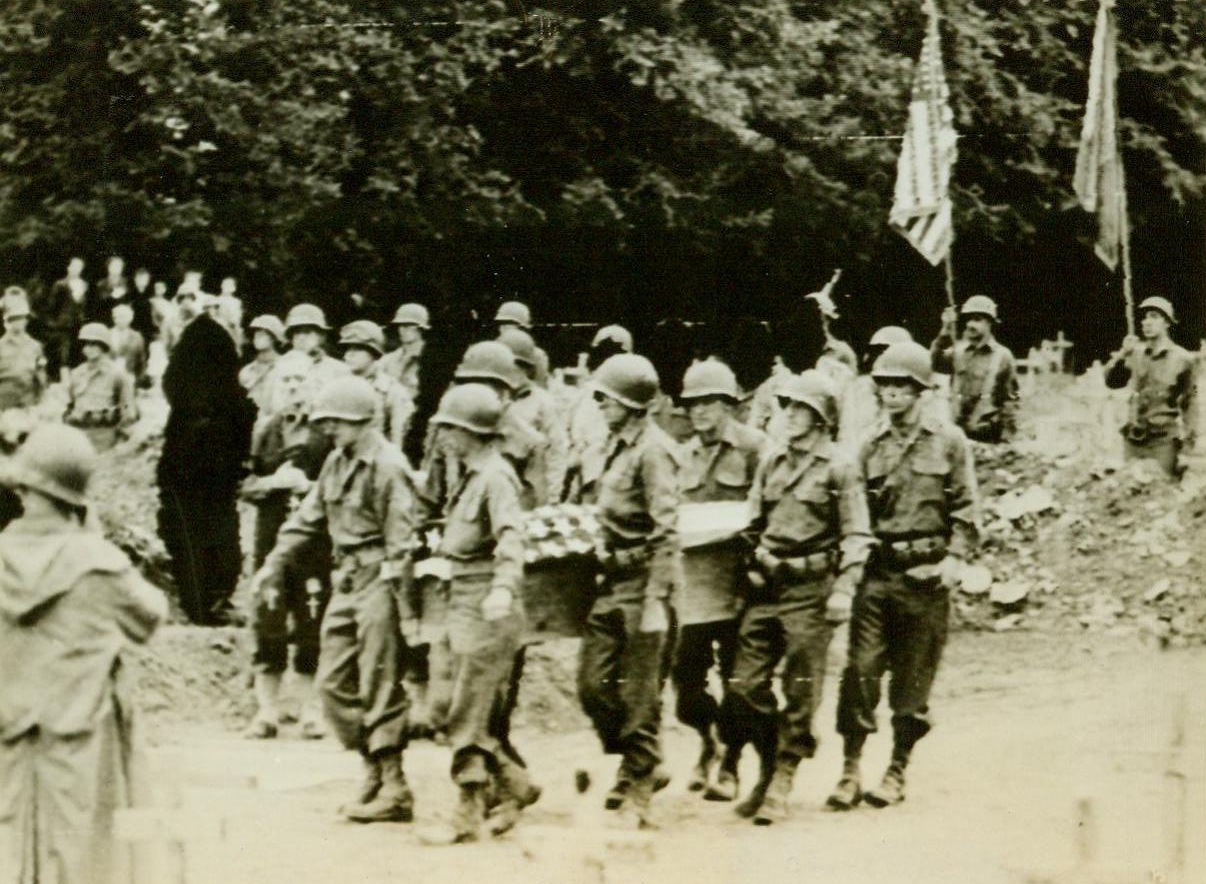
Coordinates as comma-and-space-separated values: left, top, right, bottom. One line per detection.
134, 632, 1205, 884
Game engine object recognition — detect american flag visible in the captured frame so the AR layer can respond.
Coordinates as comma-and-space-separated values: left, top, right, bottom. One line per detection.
890, 1, 958, 267
1073, 0, 1124, 271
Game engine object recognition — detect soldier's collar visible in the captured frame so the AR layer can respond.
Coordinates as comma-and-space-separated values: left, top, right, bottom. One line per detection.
1145, 337, 1171, 357
786, 428, 828, 458
615, 416, 646, 446
963, 335, 995, 353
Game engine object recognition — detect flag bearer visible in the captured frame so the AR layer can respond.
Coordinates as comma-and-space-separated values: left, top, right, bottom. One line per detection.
930, 295, 1019, 443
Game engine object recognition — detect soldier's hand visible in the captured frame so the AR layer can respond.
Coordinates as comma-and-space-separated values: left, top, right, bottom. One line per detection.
639, 598, 669, 634
1119, 334, 1140, 356
937, 556, 964, 591
400, 617, 422, 645
941, 306, 957, 330
825, 591, 853, 625
481, 587, 514, 622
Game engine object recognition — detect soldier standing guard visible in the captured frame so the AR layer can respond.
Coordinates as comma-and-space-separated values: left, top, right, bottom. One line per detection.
930, 295, 1019, 443
239, 314, 286, 415
673, 359, 767, 801
252, 376, 420, 824
0, 295, 48, 411
574, 353, 681, 829
1104, 296, 1198, 478
64, 323, 137, 451
718, 371, 873, 825
426, 384, 537, 842
828, 341, 979, 810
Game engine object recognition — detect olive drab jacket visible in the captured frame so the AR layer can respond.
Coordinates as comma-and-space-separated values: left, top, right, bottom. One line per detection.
930, 333, 1019, 443
1105, 338, 1199, 445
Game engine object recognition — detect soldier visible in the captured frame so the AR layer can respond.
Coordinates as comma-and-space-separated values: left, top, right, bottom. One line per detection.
931, 295, 1019, 443
575, 353, 681, 828
379, 302, 429, 402
64, 323, 137, 451
339, 320, 414, 450
264, 303, 348, 417
0, 295, 48, 411
1105, 296, 1198, 478
718, 371, 873, 825
839, 326, 914, 446
494, 300, 550, 384
827, 341, 978, 811
0, 424, 167, 884
242, 351, 334, 740
239, 314, 286, 415
564, 325, 634, 502
252, 375, 420, 823
427, 383, 538, 842
498, 326, 568, 505
674, 358, 767, 801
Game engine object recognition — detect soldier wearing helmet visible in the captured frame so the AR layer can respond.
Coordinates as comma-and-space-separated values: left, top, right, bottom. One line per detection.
827, 341, 979, 812
839, 326, 916, 446
0, 294, 48, 410
1104, 295, 1198, 478
242, 350, 335, 741
340, 320, 414, 450
572, 353, 681, 829
379, 302, 430, 401
493, 300, 551, 384
423, 383, 538, 843
564, 325, 637, 501
64, 323, 137, 451
252, 374, 420, 825
498, 327, 568, 506
239, 314, 286, 414
263, 303, 348, 421
931, 295, 1019, 443
0, 424, 167, 884
718, 371, 873, 826
671, 358, 767, 801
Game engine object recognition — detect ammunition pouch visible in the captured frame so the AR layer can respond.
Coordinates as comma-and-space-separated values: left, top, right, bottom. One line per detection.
1122, 422, 1171, 445
873, 535, 948, 572
749, 545, 837, 598
597, 543, 651, 578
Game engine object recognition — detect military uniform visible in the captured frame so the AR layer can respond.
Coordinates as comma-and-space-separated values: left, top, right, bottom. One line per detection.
931, 333, 1019, 443
259, 429, 417, 759
239, 352, 280, 415
507, 383, 568, 505
264, 349, 348, 422
0, 331, 47, 410
64, 358, 137, 451
672, 419, 765, 778
367, 368, 414, 451
577, 414, 681, 800
1105, 337, 1198, 477
378, 339, 424, 402
835, 410, 978, 787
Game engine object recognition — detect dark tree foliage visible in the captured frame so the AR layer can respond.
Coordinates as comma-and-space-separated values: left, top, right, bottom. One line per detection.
0, 0, 1201, 375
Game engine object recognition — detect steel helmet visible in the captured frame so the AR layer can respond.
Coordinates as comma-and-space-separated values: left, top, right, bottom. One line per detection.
284, 303, 331, 332
431, 383, 504, 436
493, 301, 532, 328
309, 376, 378, 423
593, 353, 660, 410
960, 295, 999, 322
391, 302, 431, 329
1138, 296, 1176, 324
497, 327, 539, 368
0, 423, 97, 508
339, 320, 386, 356
777, 370, 838, 425
78, 322, 112, 349
868, 325, 913, 348
680, 358, 740, 402
455, 341, 521, 390
249, 314, 286, 343
871, 341, 935, 388
3, 295, 31, 321
591, 324, 634, 352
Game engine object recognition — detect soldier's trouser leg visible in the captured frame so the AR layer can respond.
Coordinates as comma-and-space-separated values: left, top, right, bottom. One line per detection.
577, 579, 665, 780
719, 605, 782, 753
446, 574, 524, 785
672, 619, 738, 736
251, 496, 289, 571
884, 577, 950, 750
491, 646, 529, 767
836, 575, 891, 741
316, 564, 408, 756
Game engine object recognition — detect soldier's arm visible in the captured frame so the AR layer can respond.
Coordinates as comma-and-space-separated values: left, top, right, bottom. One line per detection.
741, 451, 772, 552
998, 351, 1020, 440
377, 460, 419, 616
261, 467, 329, 581
110, 566, 170, 644
1177, 355, 1199, 447
640, 440, 683, 602
930, 329, 956, 374
485, 470, 526, 596
1103, 351, 1133, 388
832, 454, 874, 582
944, 428, 980, 559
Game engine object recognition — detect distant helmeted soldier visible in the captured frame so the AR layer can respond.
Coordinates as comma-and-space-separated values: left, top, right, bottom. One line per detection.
426, 383, 537, 843
498, 326, 568, 505
1104, 296, 1198, 478
264, 303, 348, 417
673, 358, 767, 802
720, 371, 873, 825
339, 320, 414, 450
239, 314, 286, 415
564, 324, 633, 502
494, 300, 551, 385
379, 302, 429, 403
253, 376, 420, 824
0, 295, 48, 411
828, 342, 979, 811
931, 295, 1019, 443
64, 323, 137, 452
839, 326, 914, 446
575, 353, 681, 829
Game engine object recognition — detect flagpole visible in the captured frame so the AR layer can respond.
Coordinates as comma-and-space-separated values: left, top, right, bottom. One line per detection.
943, 250, 956, 307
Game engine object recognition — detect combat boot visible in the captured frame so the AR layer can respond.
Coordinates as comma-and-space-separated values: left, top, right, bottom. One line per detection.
734, 733, 775, 819
753, 758, 797, 826
339, 755, 383, 816
487, 761, 542, 837
451, 783, 488, 843
825, 757, 862, 811
345, 751, 415, 823
863, 758, 907, 808
605, 764, 669, 810
705, 744, 741, 802
244, 672, 282, 739
619, 771, 658, 830
687, 728, 718, 792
